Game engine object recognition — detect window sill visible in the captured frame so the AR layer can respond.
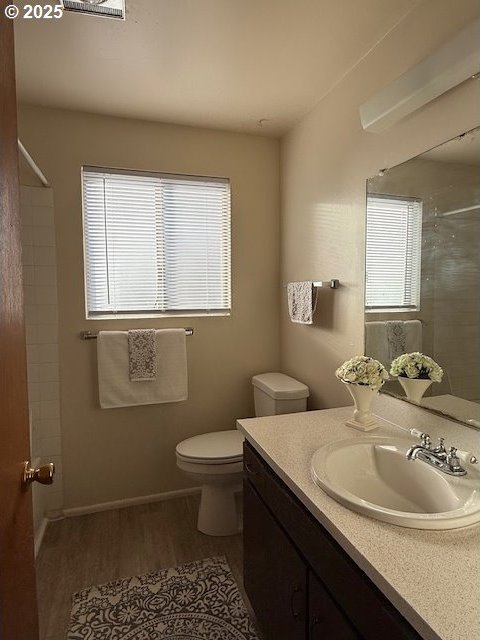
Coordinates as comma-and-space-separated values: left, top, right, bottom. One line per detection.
365, 308, 419, 314
86, 311, 231, 321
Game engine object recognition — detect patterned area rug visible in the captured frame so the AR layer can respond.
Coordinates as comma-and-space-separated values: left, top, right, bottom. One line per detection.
67, 556, 259, 640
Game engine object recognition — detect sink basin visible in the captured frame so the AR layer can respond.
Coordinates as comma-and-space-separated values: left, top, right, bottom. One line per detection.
311, 436, 480, 529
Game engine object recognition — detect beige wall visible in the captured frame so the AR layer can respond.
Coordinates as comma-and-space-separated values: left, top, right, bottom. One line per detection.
17, 106, 280, 509
280, 0, 480, 410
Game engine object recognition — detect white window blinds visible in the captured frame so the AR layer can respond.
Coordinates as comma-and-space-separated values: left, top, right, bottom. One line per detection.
366, 194, 422, 310
82, 167, 231, 316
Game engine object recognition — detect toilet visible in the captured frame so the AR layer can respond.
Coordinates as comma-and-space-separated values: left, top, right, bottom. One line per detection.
176, 372, 309, 536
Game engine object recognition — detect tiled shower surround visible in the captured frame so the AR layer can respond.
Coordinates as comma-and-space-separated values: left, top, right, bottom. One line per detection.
433, 211, 480, 402
417, 159, 479, 401
20, 185, 63, 544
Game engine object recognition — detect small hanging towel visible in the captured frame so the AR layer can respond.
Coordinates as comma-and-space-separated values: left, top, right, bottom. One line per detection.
128, 329, 157, 381
405, 319, 422, 352
386, 321, 407, 363
287, 281, 317, 324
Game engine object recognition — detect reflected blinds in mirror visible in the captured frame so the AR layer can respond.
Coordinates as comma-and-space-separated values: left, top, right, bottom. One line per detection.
366, 195, 422, 310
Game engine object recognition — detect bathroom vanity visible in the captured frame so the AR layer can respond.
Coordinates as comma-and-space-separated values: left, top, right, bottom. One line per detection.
243, 441, 420, 639
238, 402, 480, 640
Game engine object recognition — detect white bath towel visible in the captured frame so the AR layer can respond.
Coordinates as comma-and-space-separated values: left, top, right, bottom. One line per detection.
97, 329, 188, 409
365, 321, 389, 366
287, 281, 317, 324
404, 319, 422, 352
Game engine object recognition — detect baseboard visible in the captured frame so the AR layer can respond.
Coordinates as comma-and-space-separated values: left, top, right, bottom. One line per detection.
63, 486, 202, 518
34, 518, 49, 558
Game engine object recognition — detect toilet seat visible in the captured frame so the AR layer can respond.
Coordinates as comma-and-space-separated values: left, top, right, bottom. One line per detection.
176, 430, 244, 465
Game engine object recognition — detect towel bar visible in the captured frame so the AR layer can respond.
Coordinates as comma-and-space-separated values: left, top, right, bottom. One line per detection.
313, 280, 339, 289
284, 280, 340, 289
81, 328, 194, 340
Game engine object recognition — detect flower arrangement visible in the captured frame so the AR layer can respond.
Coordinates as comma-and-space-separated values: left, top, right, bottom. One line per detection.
335, 356, 388, 391
390, 352, 443, 382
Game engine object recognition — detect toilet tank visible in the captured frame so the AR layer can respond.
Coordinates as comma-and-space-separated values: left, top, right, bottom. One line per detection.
252, 372, 309, 417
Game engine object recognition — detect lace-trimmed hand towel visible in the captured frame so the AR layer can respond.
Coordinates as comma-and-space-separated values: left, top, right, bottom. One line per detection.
128, 329, 157, 381
287, 281, 317, 324
386, 321, 406, 363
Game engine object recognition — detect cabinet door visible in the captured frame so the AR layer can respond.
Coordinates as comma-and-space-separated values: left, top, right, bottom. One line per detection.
244, 480, 307, 640
309, 571, 360, 640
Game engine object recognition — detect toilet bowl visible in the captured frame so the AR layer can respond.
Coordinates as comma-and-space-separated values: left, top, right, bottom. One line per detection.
176, 372, 309, 536
176, 430, 244, 536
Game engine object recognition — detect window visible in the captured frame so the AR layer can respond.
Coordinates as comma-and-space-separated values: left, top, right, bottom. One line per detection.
82, 167, 231, 317
365, 194, 422, 311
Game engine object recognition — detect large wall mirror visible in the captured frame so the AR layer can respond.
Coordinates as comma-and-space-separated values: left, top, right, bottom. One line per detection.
365, 126, 480, 428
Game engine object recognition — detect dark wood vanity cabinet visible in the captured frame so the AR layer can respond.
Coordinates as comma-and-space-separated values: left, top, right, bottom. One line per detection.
308, 570, 360, 640
244, 482, 306, 640
243, 442, 422, 640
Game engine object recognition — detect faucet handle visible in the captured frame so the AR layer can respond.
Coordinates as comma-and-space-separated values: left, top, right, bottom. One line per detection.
446, 447, 462, 469
433, 437, 446, 453
420, 433, 431, 449
408, 429, 431, 448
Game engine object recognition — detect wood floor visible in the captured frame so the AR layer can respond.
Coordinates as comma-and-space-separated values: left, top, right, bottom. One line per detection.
36, 494, 247, 640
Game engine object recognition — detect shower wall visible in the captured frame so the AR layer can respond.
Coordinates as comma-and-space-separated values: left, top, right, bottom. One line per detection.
20, 185, 63, 549
433, 208, 480, 401
416, 159, 479, 401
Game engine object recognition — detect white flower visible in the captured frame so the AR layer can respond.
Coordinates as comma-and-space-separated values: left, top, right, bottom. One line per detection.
390, 352, 443, 382
405, 363, 419, 379
335, 356, 388, 391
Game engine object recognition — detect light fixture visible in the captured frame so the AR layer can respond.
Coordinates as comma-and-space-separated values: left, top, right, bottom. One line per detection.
360, 18, 480, 132
62, 0, 125, 19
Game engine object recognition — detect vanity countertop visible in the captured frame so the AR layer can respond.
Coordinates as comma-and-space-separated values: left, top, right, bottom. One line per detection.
237, 407, 480, 640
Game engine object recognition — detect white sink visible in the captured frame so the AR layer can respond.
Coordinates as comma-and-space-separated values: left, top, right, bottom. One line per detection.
311, 436, 480, 530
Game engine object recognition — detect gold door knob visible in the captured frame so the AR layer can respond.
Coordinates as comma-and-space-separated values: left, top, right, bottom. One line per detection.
22, 461, 55, 486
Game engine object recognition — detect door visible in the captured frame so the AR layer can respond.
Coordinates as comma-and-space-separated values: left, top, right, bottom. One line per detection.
244, 480, 307, 640
0, 6, 40, 639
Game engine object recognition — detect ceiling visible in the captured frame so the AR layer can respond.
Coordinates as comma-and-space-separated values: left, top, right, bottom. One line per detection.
422, 127, 480, 166
14, 0, 419, 136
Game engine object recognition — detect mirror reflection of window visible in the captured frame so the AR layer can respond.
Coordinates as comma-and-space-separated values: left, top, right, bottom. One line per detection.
365, 195, 422, 312
364, 126, 480, 428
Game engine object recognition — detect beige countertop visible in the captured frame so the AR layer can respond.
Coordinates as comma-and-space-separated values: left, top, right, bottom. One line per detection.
237, 405, 480, 640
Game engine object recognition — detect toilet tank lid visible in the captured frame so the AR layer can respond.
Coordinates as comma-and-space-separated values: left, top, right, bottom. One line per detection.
251, 372, 309, 400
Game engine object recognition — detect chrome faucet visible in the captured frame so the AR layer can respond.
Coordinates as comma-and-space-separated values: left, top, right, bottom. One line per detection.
406, 432, 478, 477
406, 432, 434, 460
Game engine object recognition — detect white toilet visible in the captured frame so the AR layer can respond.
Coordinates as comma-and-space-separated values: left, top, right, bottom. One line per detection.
176, 372, 309, 536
